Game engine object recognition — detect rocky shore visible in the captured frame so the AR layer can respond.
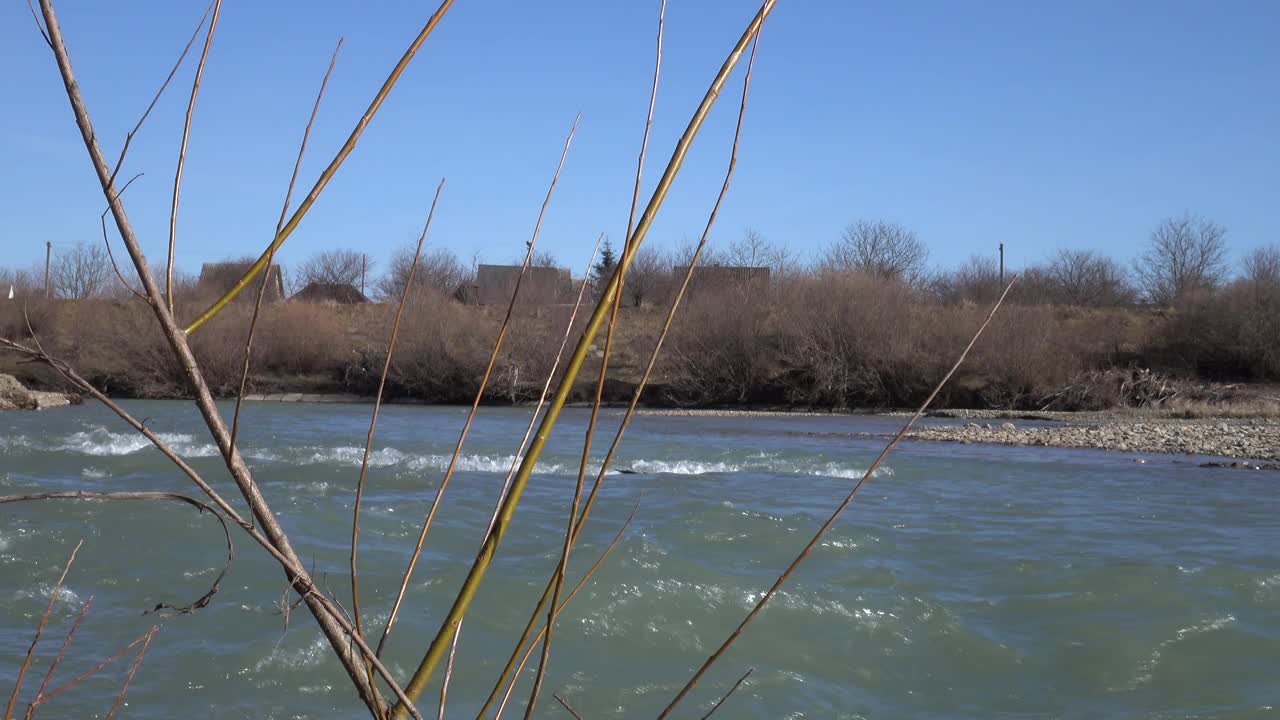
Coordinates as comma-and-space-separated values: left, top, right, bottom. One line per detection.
907, 418, 1280, 464
0, 373, 76, 411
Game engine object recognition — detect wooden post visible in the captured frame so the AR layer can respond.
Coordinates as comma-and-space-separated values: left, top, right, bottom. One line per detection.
45, 241, 52, 298
999, 242, 1005, 285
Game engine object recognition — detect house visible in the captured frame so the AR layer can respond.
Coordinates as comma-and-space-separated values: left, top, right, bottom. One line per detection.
471, 264, 571, 306
196, 261, 285, 303
292, 281, 369, 305
672, 265, 770, 297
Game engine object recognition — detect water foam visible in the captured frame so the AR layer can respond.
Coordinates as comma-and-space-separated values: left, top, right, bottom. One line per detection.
1124, 614, 1236, 689
56, 427, 217, 458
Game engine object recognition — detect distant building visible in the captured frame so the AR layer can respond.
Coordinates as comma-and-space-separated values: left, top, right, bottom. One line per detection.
472, 264, 571, 306
197, 261, 285, 303
292, 281, 369, 305
672, 265, 770, 297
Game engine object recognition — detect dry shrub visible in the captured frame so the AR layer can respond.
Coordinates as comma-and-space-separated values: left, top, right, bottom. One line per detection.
663, 285, 774, 405
1155, 277, 1280, 381
774, 271, 934, 407
256, 302, 348, 376
384, 289, 489, 402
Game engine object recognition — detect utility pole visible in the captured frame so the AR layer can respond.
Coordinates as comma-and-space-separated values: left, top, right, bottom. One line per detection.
45, 241, 52, 298
360, 254, 367, 297
998, 242, 1005, 285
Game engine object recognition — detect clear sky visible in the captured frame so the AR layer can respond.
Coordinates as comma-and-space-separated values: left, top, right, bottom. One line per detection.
2, 1, 1277, 279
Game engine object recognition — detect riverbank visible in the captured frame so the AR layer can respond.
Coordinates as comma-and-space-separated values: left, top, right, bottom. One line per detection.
0, 373, 75, 410
902, 417, 1280, 464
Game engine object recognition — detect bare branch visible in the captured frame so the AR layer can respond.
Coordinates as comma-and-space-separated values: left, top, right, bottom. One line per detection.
5, 540, 81, 720
699, 667, 754, 719
230, 37, 343, 451
103, 625, 159, 720
377, 115, 580, 660
655, 275, 1020, 717
166, 0, 223, 312
553, 694, 584, 720
0, 491, 233, 616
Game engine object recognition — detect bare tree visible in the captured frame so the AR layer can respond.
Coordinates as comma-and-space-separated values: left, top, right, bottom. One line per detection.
1133, 214, 1228, 305
532, 250, 560, 268
376, 244, 467, 300
824, 220, 928, 282
934, 254, 1002, 304
1242, 244, 1280, 286
0, 266, 42, 300
52, 241, 112, 299
727, 228, 795, 276
295, 249, 369, 291
623, 245, 670, 307
1046, 249, 1135, 306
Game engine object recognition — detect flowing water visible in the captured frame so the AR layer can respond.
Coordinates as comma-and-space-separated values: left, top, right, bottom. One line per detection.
1, 401, 1277, 719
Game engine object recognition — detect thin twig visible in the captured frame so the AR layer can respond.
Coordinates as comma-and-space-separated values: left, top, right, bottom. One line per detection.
33, 0, 421, 708
103, 625, 159, 720
166, 0, 222, 312
0, 337, 420, 718
526, 5, 665, 713
699, 667, 753, 720
183, 0, 457, 334
25, 595, 93, 720
230, 38, 343, 452
483, 25, 761, 720
107, 1, 214, 188
656, 275, 1020, 717
354, 178, 445, 708
394, 4, 778, 714
437, 623, 461, 720
552, 694, 584, 720
493, 497, 640, 720
5, 540, 81, 720
35, 628, 151, 705
100, 173, 148, 300
377, 115, 580, 659
0, 491, 233, 616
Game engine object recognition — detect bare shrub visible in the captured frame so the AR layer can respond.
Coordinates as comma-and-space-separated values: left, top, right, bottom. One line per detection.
664, 286, 773, 405
969, 305, 1086, 408
1243, 244, 1280, 286
257, 303, 348, 376
1045, 249, 1135, 306
376, 244, 468, 300
295, 249, 370, 291
51, 241, 112, 299
623, 245, 671, 307
933, 254, 1003, 304
1133, 213, 1228, 305
823, 220, 928, 283
384, 290, 489, 402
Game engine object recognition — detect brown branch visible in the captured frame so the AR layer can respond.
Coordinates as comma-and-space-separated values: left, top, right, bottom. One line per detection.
483, 24, 762, 720
437, 623, 461, 720
25, 595, 92, 720
5, 540, 81, 720
100, 173, 148, 300
552, 694, 584, 720
353, 177, 445, 709
34, 627, 152, 706
166, 0, 222, 312
656, 275, 1020, 718
25, 0, 50, 46
493, 497, 640, 720
377, 115, 580, 659
0, 491, 233, 616
103, 625, 159, 720
107, 1, 214, 189
183, 0, 457, 334
34, 0, 401, 711
526, 5, 666, 713
699, 667, 753, 720
0, 337, 421, 718
230, 38, 343, 452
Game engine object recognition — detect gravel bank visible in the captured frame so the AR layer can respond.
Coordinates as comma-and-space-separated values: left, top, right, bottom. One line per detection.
908, 419, 1280, 463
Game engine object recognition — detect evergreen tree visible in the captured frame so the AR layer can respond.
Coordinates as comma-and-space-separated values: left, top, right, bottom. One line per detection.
591, 237, 617, 296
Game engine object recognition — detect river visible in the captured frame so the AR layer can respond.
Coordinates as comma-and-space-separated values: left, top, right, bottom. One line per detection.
2, 401, 1277, 718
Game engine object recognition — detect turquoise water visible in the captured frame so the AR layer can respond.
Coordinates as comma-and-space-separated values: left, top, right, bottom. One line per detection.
1, 401, 1277, 719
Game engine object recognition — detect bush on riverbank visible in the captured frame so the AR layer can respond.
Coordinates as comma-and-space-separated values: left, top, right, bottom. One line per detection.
1, 264, 1276, 411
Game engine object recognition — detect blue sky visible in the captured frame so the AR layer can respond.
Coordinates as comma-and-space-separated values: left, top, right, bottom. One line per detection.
2, 1, 1277, 279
